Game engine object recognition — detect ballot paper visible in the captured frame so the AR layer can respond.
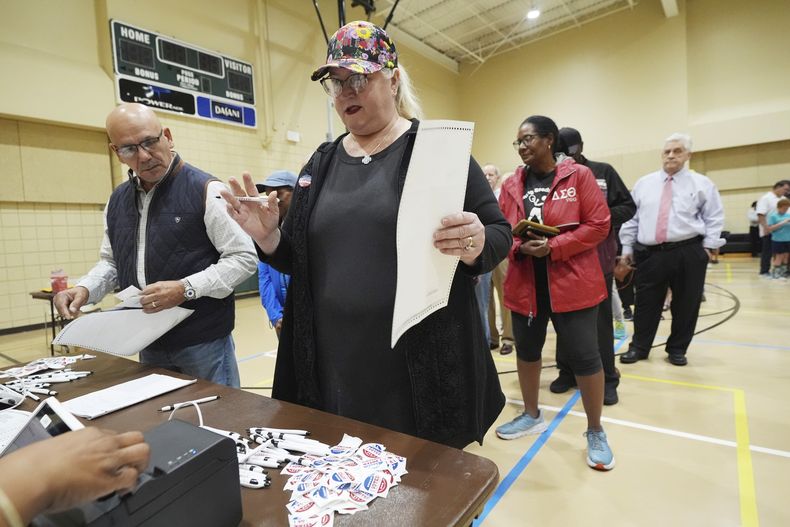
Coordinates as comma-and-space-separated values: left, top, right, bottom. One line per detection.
52, 306, 193, 357
391, 120, 474, 347
114, 285, 143, 308
62, 374, 196, 419
0, 410, 31, 453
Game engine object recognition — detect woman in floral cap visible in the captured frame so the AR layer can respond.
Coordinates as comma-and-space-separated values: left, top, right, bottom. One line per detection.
224, 21, 508, 448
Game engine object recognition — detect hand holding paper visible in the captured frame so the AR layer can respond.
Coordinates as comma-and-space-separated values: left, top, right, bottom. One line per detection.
432, 211, 486, 264
391, 120, 474, 348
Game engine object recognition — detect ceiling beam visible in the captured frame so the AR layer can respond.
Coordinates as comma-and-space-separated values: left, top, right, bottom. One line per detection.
661, 0, 679, 17
375, 0, 485, 63
385, 25, 459, 74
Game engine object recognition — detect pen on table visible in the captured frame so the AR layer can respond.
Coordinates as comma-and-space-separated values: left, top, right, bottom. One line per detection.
215, 196, 279, 203
25, 387, 57, 396
158, 395, 220, 412
249, 426, 310, 436
22, 391, 40, 401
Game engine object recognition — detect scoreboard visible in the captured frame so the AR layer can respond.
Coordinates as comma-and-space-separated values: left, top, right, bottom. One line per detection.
110, 20, 257, 128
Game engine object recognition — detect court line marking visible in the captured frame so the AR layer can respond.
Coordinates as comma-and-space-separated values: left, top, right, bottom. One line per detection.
528, 401, 790, 459
689, 338, 790, 352
247, 376, 273, 389
511, 370, 761, 527
473, 391, 581, 526
237, 348, 277, 363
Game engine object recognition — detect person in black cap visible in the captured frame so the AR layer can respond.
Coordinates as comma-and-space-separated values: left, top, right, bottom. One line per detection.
551, 127, 636, 405
222, 21, 509, 448
255, 170, 298, 338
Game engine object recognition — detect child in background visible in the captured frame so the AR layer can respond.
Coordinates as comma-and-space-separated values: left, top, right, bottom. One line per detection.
767, 197, 790, 279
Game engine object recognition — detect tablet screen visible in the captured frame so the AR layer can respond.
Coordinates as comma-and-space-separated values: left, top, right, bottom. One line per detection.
0, 397, 83, 457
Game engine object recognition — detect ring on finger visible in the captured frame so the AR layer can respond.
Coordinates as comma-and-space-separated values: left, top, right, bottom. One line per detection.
152, 301, 157, 308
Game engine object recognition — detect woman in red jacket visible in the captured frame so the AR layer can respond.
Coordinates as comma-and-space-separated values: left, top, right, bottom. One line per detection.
496, 115, 615, 470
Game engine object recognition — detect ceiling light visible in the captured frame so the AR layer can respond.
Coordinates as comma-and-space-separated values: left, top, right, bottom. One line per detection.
527, 8, 541, 19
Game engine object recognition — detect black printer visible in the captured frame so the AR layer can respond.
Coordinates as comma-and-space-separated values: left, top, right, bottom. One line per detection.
35, 419, 242, 527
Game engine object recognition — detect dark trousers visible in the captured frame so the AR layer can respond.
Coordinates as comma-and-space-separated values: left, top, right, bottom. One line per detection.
760, 235, 772, 274
616, 274, 634, 309
628, 242, 708, 357
749, 226, 760, 256
557, 272, 618, 387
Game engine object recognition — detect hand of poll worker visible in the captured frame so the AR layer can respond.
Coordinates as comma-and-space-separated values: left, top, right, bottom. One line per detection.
139, 281, 185, 313
433, 212, 485, 265
518, 232, 551, 258
0, 428, 150, 525
221, 172, 281, 255
53, 286, 90, 320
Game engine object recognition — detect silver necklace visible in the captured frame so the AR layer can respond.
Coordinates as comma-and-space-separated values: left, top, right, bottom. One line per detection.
355, 121, 398, 165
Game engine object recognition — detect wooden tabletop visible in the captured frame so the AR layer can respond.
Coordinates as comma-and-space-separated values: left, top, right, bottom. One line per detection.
8, 354, 498, 526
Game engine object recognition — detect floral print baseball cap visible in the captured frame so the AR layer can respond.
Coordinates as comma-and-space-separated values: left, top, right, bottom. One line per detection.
311, 21, 398, 81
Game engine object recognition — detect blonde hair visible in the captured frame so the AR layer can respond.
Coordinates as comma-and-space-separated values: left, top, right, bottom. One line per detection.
383, 65, 423, 120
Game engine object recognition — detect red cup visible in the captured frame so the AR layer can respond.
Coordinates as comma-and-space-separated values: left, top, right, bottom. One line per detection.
51, 272, 68, 293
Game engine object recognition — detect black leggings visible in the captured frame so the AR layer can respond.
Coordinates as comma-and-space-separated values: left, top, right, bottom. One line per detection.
512, 303, 602, 377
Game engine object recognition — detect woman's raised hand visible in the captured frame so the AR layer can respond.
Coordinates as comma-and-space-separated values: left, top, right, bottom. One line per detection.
221, 171, 281, 254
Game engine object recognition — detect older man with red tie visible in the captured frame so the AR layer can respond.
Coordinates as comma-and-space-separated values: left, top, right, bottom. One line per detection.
618, 133, 724, 366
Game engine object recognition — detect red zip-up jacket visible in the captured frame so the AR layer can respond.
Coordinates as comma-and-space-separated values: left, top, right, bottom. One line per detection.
499, 158, 610, 316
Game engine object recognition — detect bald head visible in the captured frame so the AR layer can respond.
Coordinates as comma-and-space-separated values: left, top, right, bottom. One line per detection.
106, 103, 174, 190
106, 103, 161, 142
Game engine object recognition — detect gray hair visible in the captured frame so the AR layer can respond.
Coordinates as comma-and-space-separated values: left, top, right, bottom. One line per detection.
483, 164, 500, 176
382, 65, 423, 120
664, 132, 693, 152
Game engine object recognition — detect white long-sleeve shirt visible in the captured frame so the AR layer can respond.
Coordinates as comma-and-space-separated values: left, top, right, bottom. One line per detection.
77, 165, 257, 304
619, 167, 725, 256
755, 190, 782, 237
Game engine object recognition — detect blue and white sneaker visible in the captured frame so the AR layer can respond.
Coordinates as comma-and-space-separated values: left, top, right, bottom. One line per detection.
585, 429, 615, 471
495, 410, 548, 440
614, 320, 627, 340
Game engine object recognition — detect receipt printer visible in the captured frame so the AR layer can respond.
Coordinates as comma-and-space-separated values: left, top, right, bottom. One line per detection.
35, 419, 242, 527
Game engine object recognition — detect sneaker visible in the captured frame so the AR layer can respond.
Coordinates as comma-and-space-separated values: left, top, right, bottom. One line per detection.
549, 372, 577, 393
500, 342, 514, 355
622, 307, 633, 320
585, 429, 615, 470
613, 320, 627, 340
496, 410, 548, 440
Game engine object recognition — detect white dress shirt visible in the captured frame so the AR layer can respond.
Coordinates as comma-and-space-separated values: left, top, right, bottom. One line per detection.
78, 158, 257, 304
755, 190, 782, 237
619, 167, 725, 256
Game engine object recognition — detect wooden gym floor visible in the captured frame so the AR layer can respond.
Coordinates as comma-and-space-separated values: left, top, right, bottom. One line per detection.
1, 255, 787, 526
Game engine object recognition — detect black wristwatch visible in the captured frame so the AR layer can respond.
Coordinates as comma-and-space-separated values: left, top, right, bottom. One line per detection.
181, 279, 197, 300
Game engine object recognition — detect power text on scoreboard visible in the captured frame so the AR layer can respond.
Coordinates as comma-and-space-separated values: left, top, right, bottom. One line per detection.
110, 19, 256, 128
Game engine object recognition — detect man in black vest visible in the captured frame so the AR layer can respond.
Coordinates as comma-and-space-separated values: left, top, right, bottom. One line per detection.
54, 103, 257, 387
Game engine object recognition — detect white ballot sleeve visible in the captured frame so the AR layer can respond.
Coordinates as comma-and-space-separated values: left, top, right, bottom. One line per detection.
52, 307, 193, 357
391, 120, 474, 347
62, 374, 197, 419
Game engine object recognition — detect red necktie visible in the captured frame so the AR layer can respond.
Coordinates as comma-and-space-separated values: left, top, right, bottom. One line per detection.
654, 175, 673, 244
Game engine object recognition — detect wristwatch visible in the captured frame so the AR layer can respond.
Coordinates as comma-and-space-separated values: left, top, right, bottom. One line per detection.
181, 279, 197, 301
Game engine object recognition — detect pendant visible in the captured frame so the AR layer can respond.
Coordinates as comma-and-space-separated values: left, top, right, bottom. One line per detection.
362, 155, 372, 165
